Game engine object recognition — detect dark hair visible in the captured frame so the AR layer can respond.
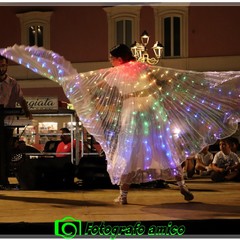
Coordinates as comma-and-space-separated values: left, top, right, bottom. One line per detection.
110, 44, 135, 63
60, 127, 70, 133
0, 55, 8, 64
228, 137, 239, 146
220, 137, 239, 147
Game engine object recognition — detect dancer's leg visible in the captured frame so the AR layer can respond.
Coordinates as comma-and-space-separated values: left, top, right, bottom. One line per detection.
175, 167, 194, 201
114, 172, 135, 205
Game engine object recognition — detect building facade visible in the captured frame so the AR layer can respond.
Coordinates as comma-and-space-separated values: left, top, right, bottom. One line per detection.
0, 4, 240, 102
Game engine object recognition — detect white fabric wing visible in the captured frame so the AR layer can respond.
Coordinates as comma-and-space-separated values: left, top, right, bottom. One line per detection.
1, 44, 239, 184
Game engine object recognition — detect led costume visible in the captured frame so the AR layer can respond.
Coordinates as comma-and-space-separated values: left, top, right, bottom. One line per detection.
0, 45, 239, 185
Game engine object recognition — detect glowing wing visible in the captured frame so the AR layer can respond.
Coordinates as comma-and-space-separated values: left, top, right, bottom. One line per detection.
0, 44, 78, 84
1, 44, 240, 184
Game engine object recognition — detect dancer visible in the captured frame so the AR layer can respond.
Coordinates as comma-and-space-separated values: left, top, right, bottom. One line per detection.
0, 44, 239, 203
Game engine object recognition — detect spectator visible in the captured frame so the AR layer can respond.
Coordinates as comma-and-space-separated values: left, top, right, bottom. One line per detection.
228, 137, 240, 157
195, 145, 213, 176
56, 128, 75, 158
182, 156, 196, 179
211, 138, 240, 182
56, 127, 102, 158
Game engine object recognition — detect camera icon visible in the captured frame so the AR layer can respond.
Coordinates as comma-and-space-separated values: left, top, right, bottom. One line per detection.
54, 216, 81, 239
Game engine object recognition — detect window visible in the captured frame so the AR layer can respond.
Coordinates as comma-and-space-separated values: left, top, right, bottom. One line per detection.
28, 25, 44, 47
154, 6, 188, 58
104, 6, 141, 49
17, 11, 53, 48
164, 16, 181, 57
116, 19, 133, 47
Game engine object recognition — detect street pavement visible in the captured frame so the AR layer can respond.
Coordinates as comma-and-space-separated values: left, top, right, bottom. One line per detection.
0, 176, 239, 238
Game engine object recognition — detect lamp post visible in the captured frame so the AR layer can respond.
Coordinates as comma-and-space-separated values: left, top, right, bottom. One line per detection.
131, 30, 164, 65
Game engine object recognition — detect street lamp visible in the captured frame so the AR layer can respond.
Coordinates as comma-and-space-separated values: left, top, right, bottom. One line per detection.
131, 30, 164, 65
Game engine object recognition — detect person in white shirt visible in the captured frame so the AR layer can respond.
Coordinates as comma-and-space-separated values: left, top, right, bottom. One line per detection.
211, 138, 240, 182
195, 145, 213, 175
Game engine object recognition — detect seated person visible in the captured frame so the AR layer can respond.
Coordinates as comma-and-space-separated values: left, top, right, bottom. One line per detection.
56, 127, 76, 158
182, 155, 196, 179
26, 127, 79, 189
228, 137, 240, 157
195, 145, 213, 175
56, 128, 103, 158
36, 127, 78, 189
211, 137, 240, 182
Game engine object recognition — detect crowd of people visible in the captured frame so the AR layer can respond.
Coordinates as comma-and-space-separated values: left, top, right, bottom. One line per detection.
183, 136, 240, 182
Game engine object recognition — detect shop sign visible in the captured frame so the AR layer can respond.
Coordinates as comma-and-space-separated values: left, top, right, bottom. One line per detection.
18, 97, 59, 110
